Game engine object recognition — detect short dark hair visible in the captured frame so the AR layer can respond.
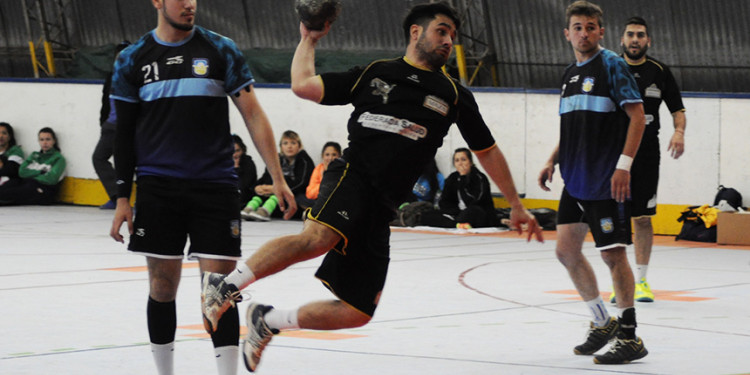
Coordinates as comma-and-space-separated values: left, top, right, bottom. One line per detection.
39, 126, 60, 151
0, 122, 16, 148
321, 141, 341, 156
624, 16, 648, 36
566, 1, 604, 28
402, 1, 461, 43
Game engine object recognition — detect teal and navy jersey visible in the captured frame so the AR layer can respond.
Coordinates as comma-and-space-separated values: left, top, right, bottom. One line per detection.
110, 26, 254, 185
320, 57, 495, 205
558, 48, 642, 200
625, 55, 685, 156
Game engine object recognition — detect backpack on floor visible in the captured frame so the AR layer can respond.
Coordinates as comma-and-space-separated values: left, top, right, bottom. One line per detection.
713, 185, 743, 210
675, 205, 717, 242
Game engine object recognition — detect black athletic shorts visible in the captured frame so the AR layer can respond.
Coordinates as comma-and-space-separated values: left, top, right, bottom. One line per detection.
128, 176, 242, 260
630, 145, 660, 217
557, 188, 632, 250
307, 159, 392, 317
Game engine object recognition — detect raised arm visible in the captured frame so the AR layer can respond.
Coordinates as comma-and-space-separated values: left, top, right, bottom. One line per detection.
232, 87, 297, 219
291, 22, 331, 102
475, 145, 543, 242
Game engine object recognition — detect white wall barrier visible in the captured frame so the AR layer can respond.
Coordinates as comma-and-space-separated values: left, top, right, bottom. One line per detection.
1, 80, 747, 209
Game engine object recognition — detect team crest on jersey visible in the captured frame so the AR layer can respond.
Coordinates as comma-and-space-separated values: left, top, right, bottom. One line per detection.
582, 77, 595, 93
600, 217, 614, 233
230, 219, 240, 238
192, 58, 209, 77
370, 78, 395, 104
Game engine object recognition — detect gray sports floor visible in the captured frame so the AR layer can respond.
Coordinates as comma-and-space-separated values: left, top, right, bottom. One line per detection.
2, 205, 749, 375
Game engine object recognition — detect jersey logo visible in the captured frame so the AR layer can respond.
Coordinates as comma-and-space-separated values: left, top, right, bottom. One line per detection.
423, 95, 448, 116
569, 75, 580, 83
407, 74, 420, 83
192, 58, 209, 77
230, 220, 240, 238
358, 112, 427, 141
600, 217, 614, 233
337, 211, 350, 220
166, 56, 184, 65
370, 78, 395, 104
645, 84, 662, 99
582, 77, 595, 93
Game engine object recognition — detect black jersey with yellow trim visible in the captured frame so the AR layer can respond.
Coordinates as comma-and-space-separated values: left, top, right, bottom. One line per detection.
625, 55, 685, 149
319, 57, 495, 206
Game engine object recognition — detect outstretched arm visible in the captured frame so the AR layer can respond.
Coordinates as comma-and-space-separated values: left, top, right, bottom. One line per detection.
232, 88, 297, 219
475, 145, 544, 242
291, 22, 331, 102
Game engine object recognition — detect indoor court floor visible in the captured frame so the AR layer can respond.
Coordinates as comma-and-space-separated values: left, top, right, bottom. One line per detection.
1, 205, 749, 375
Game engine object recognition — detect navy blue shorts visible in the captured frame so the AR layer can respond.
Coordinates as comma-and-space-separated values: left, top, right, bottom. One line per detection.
557, 188, 632, 250
128, 176, 242, 260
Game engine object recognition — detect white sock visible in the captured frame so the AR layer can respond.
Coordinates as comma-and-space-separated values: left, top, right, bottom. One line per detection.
214, 346, 239, 375
150, 342, 175, 375
636, 264, 648, 282
585, 297, 610, 327
224, 263, 255, 289
263, 308, 300, 331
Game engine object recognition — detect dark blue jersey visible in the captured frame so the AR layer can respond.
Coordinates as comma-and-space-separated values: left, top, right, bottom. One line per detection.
625, 56, 685, 156
558, 48, 642, 200
320, 57, 496, 206
111, 26, 254, 185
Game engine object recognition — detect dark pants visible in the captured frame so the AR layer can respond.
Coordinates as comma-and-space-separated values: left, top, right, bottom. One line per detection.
92, 121, 117, 200
0, 178, 59, 205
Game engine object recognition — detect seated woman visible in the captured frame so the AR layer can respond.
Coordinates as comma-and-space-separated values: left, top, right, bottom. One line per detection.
299, 141, 342, 209
419, 148, 500, 229
0, 122, 25, 187
232, 134, 257, 210
241, 130, 314, 221
0, 127, 66, 205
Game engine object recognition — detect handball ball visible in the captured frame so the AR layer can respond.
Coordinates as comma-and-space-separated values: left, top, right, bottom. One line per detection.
295, 0, 342, 31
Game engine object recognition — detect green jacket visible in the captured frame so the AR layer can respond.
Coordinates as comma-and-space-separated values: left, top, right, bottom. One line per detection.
19, 149, 66, 185
0, 145, 25, 177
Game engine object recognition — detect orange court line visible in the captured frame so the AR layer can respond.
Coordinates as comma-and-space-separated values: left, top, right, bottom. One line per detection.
105, 262, 200, 272
546, 289, 716, 302
178, 324, 366, 340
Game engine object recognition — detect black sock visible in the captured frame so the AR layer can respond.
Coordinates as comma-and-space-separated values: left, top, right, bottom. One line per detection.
147, 297, 176, 344
211, 305, 240, 348
619, 307, 637, 339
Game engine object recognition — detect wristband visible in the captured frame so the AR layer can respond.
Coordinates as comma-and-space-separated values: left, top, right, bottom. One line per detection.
616, 154, 633, 172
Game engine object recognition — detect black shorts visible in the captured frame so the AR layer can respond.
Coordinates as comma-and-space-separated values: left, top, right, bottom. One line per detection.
128, 176, 242, 260
557, 188, 632, 250
307, 159, 392, 317
630, 146, 660, 217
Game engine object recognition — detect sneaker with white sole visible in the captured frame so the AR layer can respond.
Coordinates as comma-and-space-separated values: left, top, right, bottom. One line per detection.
594, 332, 648, 364
201, 272, 242, 333
242, 303, 278, 372
574, 317, 619, 355
240, 206, 256, 221
248, 207, 271, 222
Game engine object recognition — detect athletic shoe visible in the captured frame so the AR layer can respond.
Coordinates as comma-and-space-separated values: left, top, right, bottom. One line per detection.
574, 317, 619, 355
608, 289, 616, 304
99, 200, 116, 210
240, 206, 255, 221
594, 332, 648, 364
201, 272, 242, 333
242, 303, 278, 372
634, 278, 655, 302
248, 207, 271, 222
